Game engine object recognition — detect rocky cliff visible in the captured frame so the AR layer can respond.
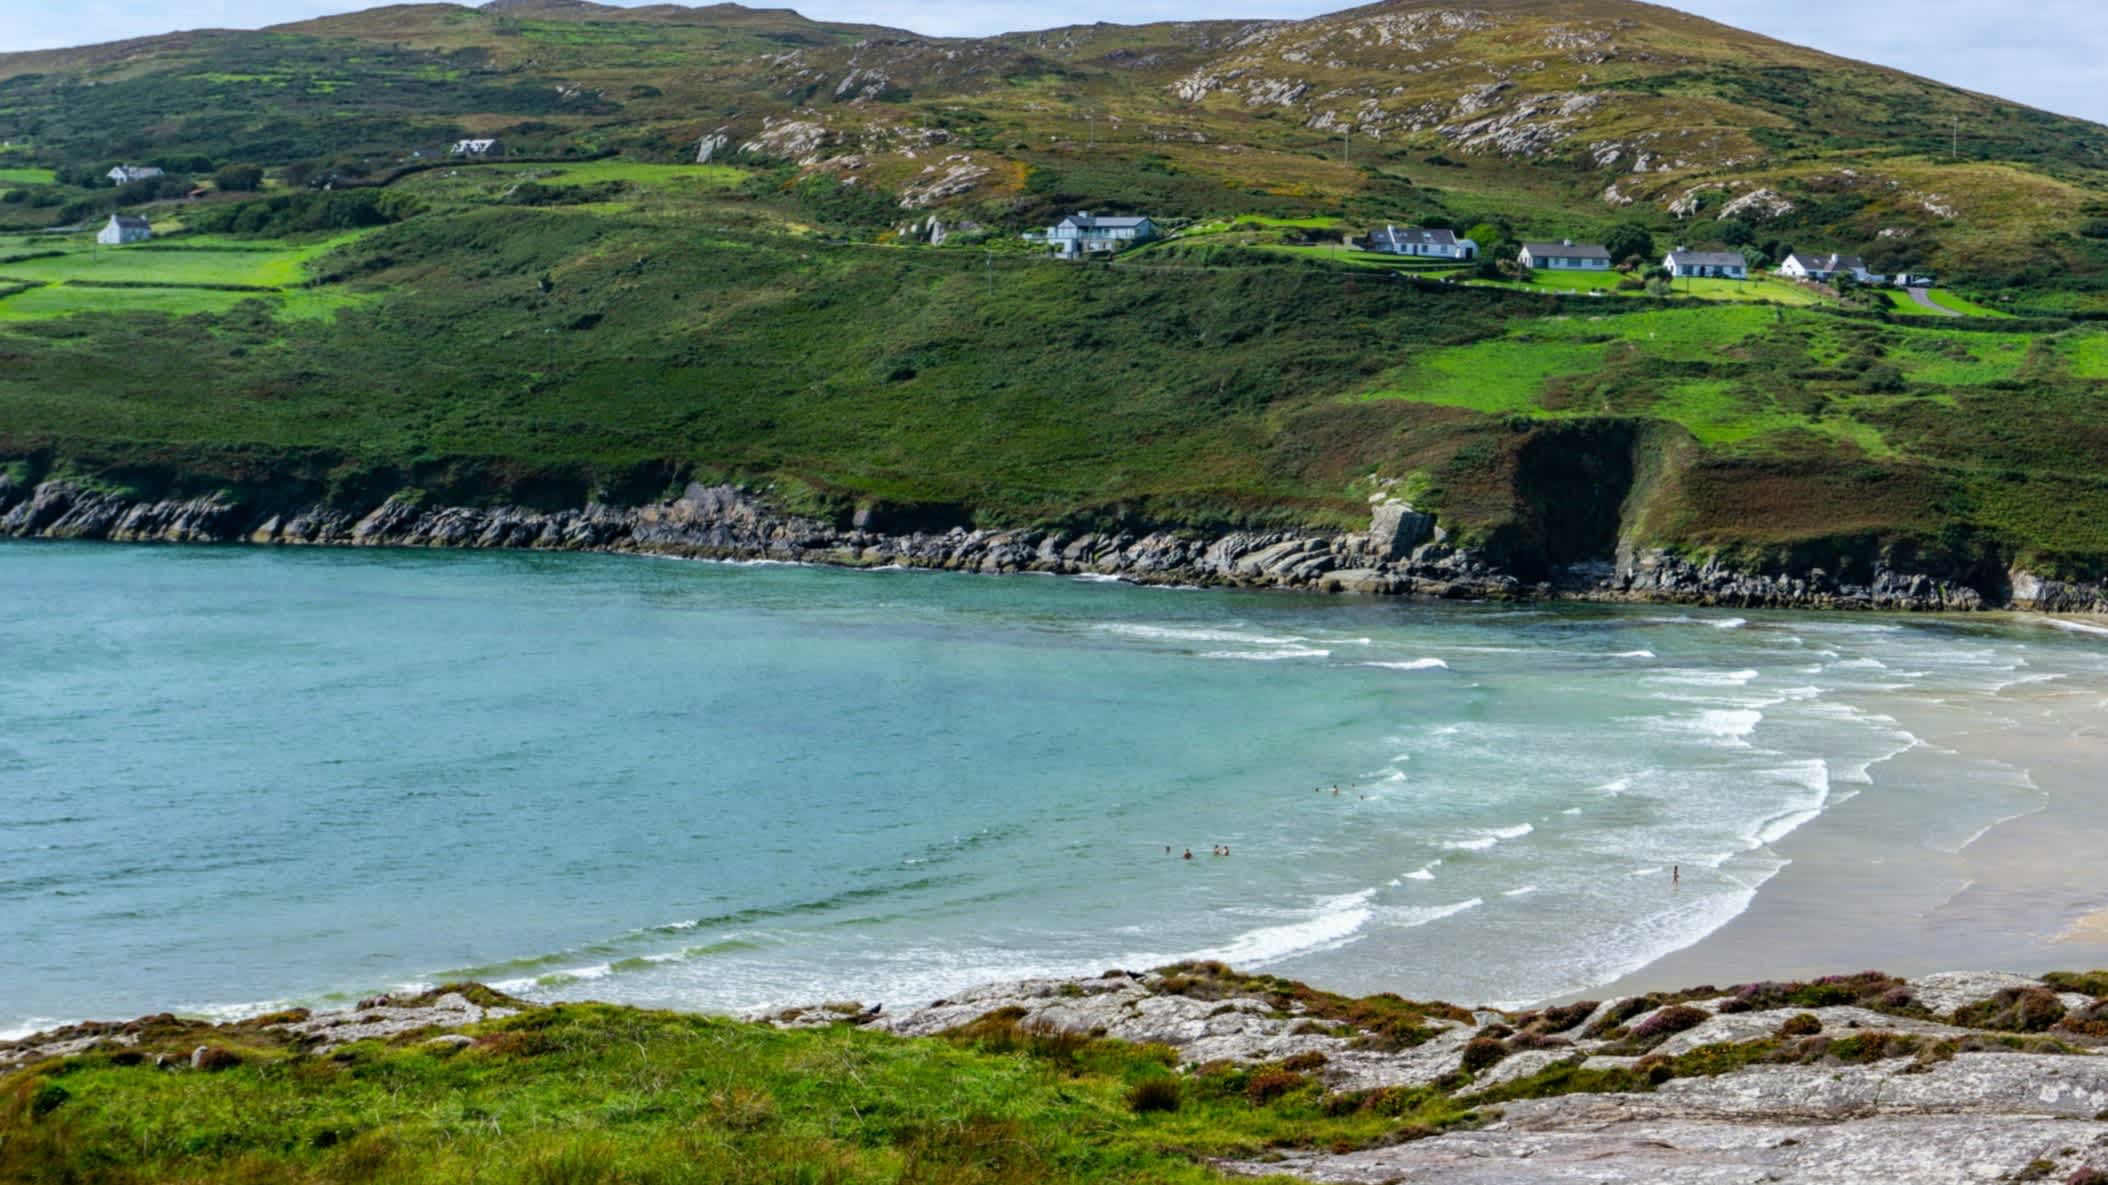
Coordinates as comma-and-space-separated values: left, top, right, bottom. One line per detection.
1, 473, 2099, 614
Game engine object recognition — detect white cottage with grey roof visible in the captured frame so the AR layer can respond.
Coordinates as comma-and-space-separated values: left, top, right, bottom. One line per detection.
107, 165, 164, 185
1664, 248, 1748, 279
1518, 240, 1612, 271
1778, 251, 1879, 285
1364, 225, 1477, 260
1047, 211, 1157, 259
96, 214, 151, 245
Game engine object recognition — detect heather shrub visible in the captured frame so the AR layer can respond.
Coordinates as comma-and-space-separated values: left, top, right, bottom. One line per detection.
1628, 1005, 1709, 1045
1778, 1013, 1822, 1038
1125, 1077, 1181, 1114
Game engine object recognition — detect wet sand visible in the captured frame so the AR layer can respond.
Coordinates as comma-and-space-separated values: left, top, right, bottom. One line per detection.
1600, 671, 2108, 997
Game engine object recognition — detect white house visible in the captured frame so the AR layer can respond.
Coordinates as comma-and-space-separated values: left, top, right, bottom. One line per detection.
1047, 211, 1157, 259
1664, 248, 1749, 280
96, 214, 151, 245
1778, 252, 1880, 285
1518, 240, 1612, 271
449, 138, 505, 158
1364, 225, 1477, 260
106, 165, 164, 185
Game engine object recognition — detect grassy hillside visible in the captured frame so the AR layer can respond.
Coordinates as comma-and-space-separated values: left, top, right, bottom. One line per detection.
2, 1, 2107, 590
2, 0, 2106, 294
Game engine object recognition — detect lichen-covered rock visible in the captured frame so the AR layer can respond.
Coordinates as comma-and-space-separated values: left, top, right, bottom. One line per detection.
1908, 971, 2051, 1019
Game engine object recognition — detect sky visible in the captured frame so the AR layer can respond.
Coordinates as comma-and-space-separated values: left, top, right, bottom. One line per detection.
8, 0, 2106, 125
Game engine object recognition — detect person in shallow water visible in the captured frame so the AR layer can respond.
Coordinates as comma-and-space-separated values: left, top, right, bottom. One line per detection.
1183, 849, 1193, 860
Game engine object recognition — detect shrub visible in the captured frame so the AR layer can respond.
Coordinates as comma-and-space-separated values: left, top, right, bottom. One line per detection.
213, 164, 265, 192
1281, 1050, 1329, 1072
1126, 1077, 1181, 1113
1583, 997, 1652, 1038
191, 1046, 242, 1071
1245, 1068, 1306, 1105
1955, 987, 2067, 1033
1628, 1005, 1709, 1045
1532, 1001, 1598, 1033
28, 1081, 69, 1117
1460, 1036, 1508, 1074
2044, 971, 2108, 998
1778, 1013, 1822, 1038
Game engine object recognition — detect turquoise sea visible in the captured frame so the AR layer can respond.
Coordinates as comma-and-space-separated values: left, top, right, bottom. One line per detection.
4, 542, 2102, 1034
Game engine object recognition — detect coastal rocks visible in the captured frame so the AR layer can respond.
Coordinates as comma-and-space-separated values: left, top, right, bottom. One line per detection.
1907, 971, 2057, 1018
1606, 547, 1989, 612
1228, 1114, 2108, 1185
5, 474, 2107, 615
271, 991, 518, 1053
856, 971, 1473, 1092
759, 964, 2108, 1185
0, 987, 526, 1071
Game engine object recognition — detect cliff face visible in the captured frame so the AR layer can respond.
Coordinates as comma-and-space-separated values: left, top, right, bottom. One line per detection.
5, 473, 2097, 614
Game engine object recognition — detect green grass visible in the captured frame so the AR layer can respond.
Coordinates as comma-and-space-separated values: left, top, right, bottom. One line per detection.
0, 231, 373, 321
1926, 289, 2009, 317
1363, 305, 1900, 449
0, 999, 1469, 1185
2067, 331, 2108, 379
1183, 215, 1345, 236
0, 285, 267, 320
0, 167, 56, 185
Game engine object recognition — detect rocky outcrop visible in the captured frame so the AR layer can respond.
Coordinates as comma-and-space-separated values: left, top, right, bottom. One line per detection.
757, 965, 2108, 1185
3, 476, 2103, 615
0, 988, 521, 1070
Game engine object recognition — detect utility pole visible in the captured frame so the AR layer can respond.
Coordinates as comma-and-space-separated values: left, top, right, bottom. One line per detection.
1343, 127, 1351, 164
1952, 115, 1960, 161
1087, 114, 1096, 148
986, 250, 994, 298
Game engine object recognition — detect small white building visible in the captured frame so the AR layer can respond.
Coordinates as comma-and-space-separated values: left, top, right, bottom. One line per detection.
107, 165, 165, 185
1664, 248, 1749, 280
1364, 225, 1477, 260
96, 214, 151, 245
1518, 240, 1612, 271
1778, 251, 1880, 285
449, 138, 505, 158
1047, 211, 1157, 259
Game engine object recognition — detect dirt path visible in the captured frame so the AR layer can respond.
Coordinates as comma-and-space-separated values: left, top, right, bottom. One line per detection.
1908, 286, 1961, 316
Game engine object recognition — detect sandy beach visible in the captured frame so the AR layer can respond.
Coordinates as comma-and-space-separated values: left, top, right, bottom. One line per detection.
1601, 655, 2108, 997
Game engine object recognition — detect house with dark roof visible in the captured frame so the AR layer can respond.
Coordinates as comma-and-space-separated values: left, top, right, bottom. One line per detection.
1047, 211, 1158, 259
1364, 225, 1477, 260
1664, 248, 1749, 280
1778, 251, 1879, 285
1517, 240, 1612, 271
449, 138, 505, 158
96, 213, 151, 245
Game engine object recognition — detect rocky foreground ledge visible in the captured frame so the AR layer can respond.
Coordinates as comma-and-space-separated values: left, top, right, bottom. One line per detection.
6, 473, 2101, 613
10, 964, 2108, 1183
759, 964, 2108, 1185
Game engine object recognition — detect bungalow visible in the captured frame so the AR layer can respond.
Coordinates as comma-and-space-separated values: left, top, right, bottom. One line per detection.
1664, 248, 1748, 280
449, 138, 505, 158
1364, 225, 1477, 260
1047, 211, 1158, 259
1778, 252, 1880, 285
1518, 240, 1612, 271
96, 213, 151, 245
106, 165, 164, 185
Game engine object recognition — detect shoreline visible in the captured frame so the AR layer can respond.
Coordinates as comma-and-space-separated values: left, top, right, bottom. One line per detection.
6, 475, 2105, 615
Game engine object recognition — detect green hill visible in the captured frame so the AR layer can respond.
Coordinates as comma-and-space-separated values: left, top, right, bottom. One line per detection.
3, 0, 2108, 597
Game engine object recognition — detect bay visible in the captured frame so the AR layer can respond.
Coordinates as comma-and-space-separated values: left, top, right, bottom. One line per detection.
3, 541, 2103, 1033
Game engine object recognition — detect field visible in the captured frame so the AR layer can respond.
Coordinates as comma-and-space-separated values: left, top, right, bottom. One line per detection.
0, 231, 371, 321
